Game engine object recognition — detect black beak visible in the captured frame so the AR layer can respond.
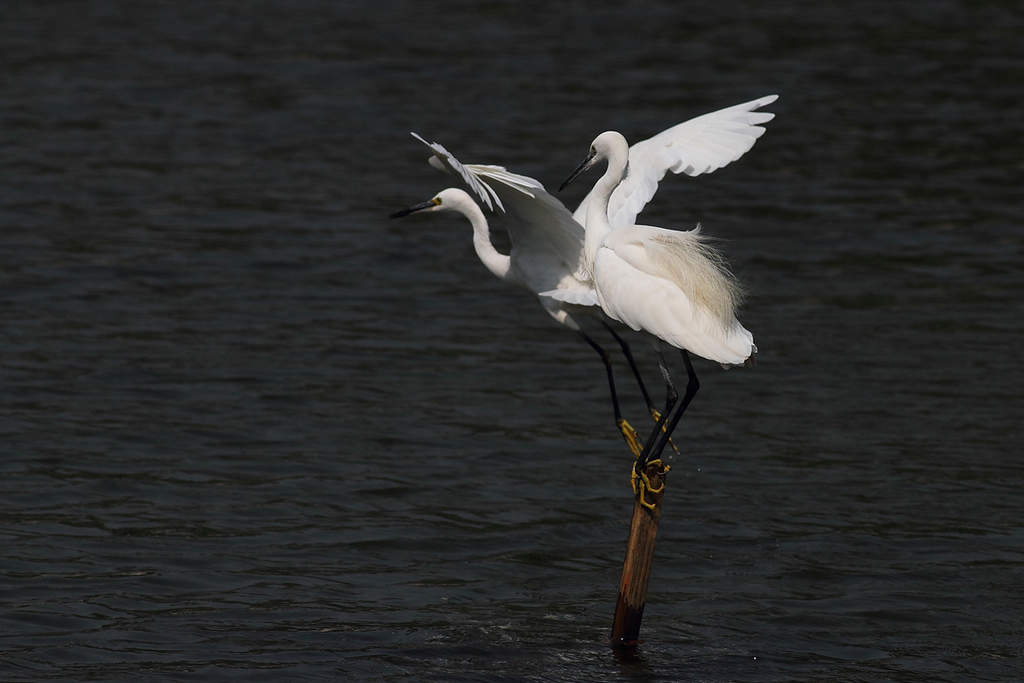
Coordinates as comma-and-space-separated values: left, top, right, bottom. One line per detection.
559, 150, 597, 192
389, 200, 436, 219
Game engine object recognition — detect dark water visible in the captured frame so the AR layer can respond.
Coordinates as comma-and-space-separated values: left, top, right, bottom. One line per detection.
3, 1, 1023, 681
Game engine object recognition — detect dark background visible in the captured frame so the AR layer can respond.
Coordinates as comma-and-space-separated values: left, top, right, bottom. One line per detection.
3, 1, 1022, 681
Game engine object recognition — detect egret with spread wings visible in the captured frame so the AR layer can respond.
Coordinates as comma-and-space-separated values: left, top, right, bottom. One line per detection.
561, 128, 760, 507
403, 95, 775, 458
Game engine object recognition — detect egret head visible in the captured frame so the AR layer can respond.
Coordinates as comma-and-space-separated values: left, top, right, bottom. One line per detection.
559, 131, 629, 191
389, 188, 474, 218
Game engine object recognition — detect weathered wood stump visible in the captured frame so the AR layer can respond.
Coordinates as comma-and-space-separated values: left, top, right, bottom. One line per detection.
610, 459, 669, 649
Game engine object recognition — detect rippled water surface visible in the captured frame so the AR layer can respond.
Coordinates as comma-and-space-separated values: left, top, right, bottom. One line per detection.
3, 1, 1023, 681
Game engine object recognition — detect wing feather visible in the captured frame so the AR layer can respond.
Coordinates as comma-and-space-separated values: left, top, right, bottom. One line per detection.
573, 95, 778, 228
412, 133, 591, 286
412, 133, 542, 212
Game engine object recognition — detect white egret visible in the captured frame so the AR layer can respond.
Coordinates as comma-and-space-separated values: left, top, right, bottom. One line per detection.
560, 130, 758, 504
404, 95, 775, 457
390, 187, 651, 456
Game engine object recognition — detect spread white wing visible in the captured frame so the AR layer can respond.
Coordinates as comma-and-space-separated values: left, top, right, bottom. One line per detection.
573, 95, 778, 229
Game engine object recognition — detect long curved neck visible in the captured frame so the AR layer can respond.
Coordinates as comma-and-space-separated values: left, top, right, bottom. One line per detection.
583, 148, 628, 271
461, 201, 511, 282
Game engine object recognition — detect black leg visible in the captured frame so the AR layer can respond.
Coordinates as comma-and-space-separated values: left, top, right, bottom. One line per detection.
642, 349, 699, 466
635, 347, 679, 460
576, 329, 643, 456
601, 321, 679, 455
656, 347, 679, 416
599, 320, 657, 414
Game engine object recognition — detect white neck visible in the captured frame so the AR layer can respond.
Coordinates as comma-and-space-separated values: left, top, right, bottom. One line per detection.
583, 145, 628, 271
460, 201, 512, 282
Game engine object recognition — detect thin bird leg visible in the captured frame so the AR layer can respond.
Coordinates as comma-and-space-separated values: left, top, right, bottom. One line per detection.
599, 320, 679, 454
630, 347, 680, 500
635, 345, 680, 455
631, 350, 701, 509
598, 320, 655, 409
656, 346, 679, 415
575, 329, 644, 457
643, 349, 700, 468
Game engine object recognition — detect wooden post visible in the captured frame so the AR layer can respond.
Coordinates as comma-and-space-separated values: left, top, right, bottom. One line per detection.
610, 459, 668, 649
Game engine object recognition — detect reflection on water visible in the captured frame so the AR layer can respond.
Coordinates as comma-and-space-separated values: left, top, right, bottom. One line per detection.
2, 1, 1023, 681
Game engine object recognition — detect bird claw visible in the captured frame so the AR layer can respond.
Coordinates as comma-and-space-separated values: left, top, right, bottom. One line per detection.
618, 419, 644, 458
631, 459, 670, 510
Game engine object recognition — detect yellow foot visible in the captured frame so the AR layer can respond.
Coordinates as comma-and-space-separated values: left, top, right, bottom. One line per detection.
630, 459, 671, 509
617, 418, 644, 458
640, 460, 668, 494
649, 408, 679, 454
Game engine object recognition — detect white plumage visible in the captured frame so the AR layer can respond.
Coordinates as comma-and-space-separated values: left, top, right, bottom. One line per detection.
409, 94, 777, 319
562, 130, 757, 368
388, 187, 589, 327
572, 94, 778, 231
398, 95, 774, 455
596, 224, 753, 365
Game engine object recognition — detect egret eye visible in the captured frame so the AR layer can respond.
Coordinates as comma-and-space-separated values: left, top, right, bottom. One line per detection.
433, 197, 442, 206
